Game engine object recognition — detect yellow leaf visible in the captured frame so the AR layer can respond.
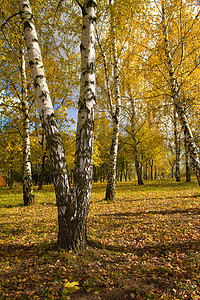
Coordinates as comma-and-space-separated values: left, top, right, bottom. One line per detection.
63, 281, 80, 294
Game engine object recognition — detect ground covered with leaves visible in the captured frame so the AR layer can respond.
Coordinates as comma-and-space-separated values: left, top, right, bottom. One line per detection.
0, 179, 200, 299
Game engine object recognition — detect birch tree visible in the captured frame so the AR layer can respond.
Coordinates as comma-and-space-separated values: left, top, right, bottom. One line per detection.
0, 5, 35, 203
128, 92, 144, 185
20, 41, 35, 205
161, 1, 200, 185
96, 0, 121, 201
135, 0, 200, 185
18, 0, 96, 250
105, 0, 121, 201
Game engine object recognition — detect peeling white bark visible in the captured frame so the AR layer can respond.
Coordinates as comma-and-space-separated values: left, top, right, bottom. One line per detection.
18, 0, 73, 240
19, 0, 96, 250
105, 0, 121, 201
74, 0, 96, 199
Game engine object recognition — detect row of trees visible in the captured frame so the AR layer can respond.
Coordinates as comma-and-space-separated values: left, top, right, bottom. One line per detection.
0, 0, 200, 250
0, 101, 193, 186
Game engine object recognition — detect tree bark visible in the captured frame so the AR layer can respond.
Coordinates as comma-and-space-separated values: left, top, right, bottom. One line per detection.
105, 0, 121, 201
38, 147, 47, 190
150, 160, 153, 180
93, 165, 97, 183
171, 165, 174, 179
69, 0, 96, 249
8, 168, 13, 189
161, 3, 200, 186
173, 107, 181, 182
154, 166, 158, 180
184, 129, 191, 182
20, 42, 35, 205
120, 157, 124, 182
18, 0, 96, 250
144, 161, 148, 180
130, 97, 143, 185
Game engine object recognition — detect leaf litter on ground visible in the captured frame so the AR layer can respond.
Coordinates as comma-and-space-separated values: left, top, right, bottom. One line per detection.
0, 179, 200, 299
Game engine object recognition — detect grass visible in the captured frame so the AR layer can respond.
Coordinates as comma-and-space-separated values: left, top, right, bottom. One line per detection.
0, 179, 200, 299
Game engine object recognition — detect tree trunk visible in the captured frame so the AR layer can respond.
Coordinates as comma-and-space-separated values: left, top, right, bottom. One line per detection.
130, 97, 143, 186
93, 165, 97, 183
8, 168, 13, 189
171, 165, 174, 179
161, 3, 200, 186
124, 164, 128, 181
19, 0, 96, 251
105, 114, 120, 200
8, 146, 14, 189
184, 129, 191, 182
67, 0, 96, 249
154, 166, 158, 180
20, 43, 35, 205
105, 0, 121, 201
174, 108, 181, 182
144, 161, 148, 180
150, 160, 153, 180
120, 157, 124, 182
38, 147, 47, 190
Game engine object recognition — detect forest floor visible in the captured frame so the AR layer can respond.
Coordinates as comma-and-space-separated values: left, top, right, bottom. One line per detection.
0, 179, 200, 300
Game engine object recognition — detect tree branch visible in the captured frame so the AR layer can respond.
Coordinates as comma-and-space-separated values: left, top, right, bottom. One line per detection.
75, 0, 83, 10
53, 0, 65, 24
1, 12, 20, 31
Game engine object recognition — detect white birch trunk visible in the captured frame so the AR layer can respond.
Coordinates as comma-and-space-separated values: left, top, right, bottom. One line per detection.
18, 0, 96, 250
105, 0, 121, 201
18, 0, 73, 247
20, 43, 35, 206
71, 0, 96, 249
161, 4, 200, 186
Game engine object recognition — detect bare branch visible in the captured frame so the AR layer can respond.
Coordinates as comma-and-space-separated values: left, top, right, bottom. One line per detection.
53, 0, 65, 24
1, 12, 20, 31
75, 0, 83, 9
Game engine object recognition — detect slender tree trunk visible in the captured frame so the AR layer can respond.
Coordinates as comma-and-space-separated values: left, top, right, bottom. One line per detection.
105, 0, 121, 201
130, 97, 143, 185
9, 146, 14, 189
19, 0, 96, 250
171, 165, 174, 179
184, 129, 191, 182
144, 161, 148, 180
10, 168, 13, 189
120, 157, 124, 182
140, 163, 143, 183
8, 168, 13, 189
93, 165, 97, 183
174, 107, 181, 182
161, 3, 200, 185
20, 43, 35, 205
124, 164, 128, 181
38, 148, 47, 190
154, 166, 158, 180
150, 160, 153, 180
